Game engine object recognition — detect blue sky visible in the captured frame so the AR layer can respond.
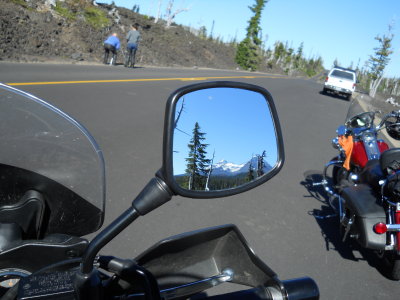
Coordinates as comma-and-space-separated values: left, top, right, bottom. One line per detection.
172, 87, 278, 174
104, 0, 399, 77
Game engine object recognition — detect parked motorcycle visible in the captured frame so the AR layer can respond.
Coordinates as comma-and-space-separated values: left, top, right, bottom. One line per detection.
0, 82, 319, 299
314, 100, 400, 279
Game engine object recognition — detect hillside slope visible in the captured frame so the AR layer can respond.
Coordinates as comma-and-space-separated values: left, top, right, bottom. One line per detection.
0, 0, 238, 69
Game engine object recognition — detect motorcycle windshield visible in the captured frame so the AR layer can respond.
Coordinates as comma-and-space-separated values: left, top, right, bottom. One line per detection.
345, 99, 376, 129
0, 84, 105, 236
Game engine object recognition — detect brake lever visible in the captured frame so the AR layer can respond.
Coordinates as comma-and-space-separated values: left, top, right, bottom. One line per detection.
98, 256, 161, 300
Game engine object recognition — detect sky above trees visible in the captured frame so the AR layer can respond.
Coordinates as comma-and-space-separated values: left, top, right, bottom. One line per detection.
105, 0, 399, 77
172, 87, 278, 175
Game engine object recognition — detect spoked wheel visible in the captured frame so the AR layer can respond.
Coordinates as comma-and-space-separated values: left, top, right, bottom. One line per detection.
376, 251, 400, 280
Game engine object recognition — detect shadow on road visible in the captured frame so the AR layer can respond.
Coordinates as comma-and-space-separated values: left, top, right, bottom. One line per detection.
301, 170, 396, 279
319, 91, 350, 102
301, 170, 358, 261
103, 62, 145, 69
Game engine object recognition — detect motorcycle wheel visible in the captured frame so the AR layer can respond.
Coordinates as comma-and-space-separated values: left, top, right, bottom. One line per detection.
391, 256, 400, 280
377, 251, 400, 280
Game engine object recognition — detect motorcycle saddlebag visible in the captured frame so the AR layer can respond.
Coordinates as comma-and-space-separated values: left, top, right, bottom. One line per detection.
341, 184, 386, 250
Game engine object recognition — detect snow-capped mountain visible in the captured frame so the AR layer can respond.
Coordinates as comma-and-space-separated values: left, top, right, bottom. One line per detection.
210, 157, 273, 176
212, 160, 245, 173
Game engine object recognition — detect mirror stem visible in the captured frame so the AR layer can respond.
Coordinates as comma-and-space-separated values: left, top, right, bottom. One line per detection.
80, 176, 173, 274
132, 176, 173, 216
80, 206, 140, 274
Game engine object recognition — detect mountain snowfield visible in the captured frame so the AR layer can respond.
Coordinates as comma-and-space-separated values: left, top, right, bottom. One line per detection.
211, 156, 273, 176
213, 160, 245, 173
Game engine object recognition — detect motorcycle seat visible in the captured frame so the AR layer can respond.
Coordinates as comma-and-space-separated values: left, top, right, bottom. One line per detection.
359, 159, 384, 190
341, 184, 385, 218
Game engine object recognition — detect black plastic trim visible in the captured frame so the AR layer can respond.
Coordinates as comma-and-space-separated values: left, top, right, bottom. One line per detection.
135, 224, 278, 288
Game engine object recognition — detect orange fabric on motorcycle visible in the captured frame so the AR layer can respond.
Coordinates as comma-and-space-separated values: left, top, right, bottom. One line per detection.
338, 135, 354, 170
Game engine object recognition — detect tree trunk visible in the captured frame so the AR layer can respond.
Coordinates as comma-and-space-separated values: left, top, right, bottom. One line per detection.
154, 0, 162, 23
369, 76, 384, 98
393, 81, 398, 96
166, 5, 188, 28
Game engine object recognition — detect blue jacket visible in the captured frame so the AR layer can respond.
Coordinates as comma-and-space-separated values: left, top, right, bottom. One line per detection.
104, 35, 120, 50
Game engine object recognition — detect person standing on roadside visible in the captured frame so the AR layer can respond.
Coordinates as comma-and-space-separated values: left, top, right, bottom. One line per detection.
103, 33, 120, 65
125, 24, 141, 68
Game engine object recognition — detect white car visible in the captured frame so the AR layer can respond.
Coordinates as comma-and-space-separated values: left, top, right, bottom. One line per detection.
323, 67, 357, 100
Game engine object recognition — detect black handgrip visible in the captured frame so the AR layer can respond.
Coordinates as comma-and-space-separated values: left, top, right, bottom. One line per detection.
281, 277, 319, 300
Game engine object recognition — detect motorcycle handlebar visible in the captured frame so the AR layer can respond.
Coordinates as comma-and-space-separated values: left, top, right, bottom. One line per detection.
113, 277, 319, 300
174, 277, 319, 300
376, 110, 400, 131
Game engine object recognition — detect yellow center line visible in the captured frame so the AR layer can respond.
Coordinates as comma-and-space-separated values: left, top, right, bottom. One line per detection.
6, 75, 284, 86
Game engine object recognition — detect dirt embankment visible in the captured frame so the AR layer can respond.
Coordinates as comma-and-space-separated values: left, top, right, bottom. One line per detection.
0, 0, 239, 69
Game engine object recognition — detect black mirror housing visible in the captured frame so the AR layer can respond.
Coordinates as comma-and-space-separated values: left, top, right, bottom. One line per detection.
160, 81, 284, 199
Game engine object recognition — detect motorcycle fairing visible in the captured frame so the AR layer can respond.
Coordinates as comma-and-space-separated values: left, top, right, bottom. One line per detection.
0, 163, 103, 236
345, 99, 375, 128
135, 224, 279, 290
0, 189, 45, 241
0, 83, 105, 236
0, 233, 87, 273
341, 184, 386, 250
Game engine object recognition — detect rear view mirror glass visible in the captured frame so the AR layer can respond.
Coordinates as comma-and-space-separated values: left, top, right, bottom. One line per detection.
170, 85, 282, 194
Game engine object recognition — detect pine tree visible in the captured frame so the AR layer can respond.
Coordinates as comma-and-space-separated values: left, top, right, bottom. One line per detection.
185, 122, 211, 190
333, 58, 340, 68
235, 0, 267, 71
247, 159, 255, 182
294, 42, 303, 69
198, 26, 207, 39
132, 5, 140, 13
257, 150, 266, 177
368, 29, 394, 98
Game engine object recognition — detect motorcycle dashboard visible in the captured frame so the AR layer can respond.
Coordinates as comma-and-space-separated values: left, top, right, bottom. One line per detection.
0, 84, 105, 236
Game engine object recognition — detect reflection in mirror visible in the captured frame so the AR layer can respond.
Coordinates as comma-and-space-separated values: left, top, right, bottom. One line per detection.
173, 87, 278, 192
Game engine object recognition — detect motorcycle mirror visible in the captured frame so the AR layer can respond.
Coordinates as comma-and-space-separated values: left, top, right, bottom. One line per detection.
161, 81, 284, 198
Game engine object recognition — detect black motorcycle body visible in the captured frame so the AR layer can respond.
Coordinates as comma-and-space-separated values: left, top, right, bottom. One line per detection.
315, 102, 400, 280
0, 82, 319, 299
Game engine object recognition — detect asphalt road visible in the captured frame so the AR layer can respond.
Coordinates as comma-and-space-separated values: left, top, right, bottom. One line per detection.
0, 62, 398, 299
